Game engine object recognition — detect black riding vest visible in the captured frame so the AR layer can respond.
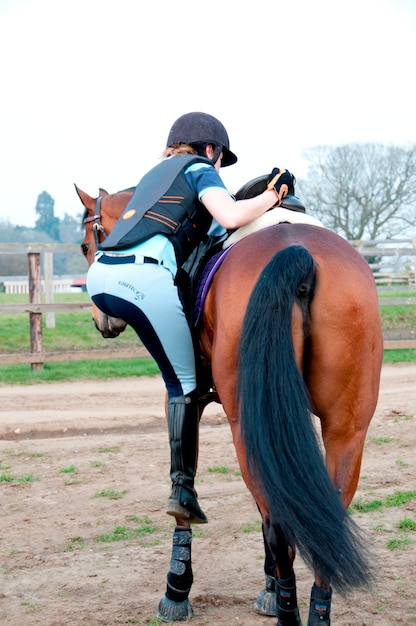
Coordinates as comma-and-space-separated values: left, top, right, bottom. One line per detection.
98, 155, 214, 266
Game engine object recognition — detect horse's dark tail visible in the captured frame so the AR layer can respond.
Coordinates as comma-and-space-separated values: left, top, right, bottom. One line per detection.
238, 245, 372, 593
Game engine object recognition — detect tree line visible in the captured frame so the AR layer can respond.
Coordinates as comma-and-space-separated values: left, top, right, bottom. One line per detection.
1, 142, 415, 277
0, 191, 85, 276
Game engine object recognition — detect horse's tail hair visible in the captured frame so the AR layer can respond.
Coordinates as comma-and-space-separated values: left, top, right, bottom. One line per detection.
238, 244, 372, 593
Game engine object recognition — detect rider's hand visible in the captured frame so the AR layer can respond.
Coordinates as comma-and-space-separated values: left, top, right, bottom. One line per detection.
267, 168, 296, 205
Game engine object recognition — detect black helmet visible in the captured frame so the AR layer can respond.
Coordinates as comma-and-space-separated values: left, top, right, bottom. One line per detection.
166, 112, 237, 167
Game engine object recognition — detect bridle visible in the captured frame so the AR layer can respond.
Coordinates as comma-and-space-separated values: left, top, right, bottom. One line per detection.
83, 195, 108, 247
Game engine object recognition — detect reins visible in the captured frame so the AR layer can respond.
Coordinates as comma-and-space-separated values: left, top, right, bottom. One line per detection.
83, 195, 108, 246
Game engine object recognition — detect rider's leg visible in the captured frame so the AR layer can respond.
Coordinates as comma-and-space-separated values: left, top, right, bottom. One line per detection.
90, 262, 207, 523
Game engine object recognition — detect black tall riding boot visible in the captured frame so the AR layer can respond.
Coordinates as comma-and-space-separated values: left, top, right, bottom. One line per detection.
166, 392, 208, 524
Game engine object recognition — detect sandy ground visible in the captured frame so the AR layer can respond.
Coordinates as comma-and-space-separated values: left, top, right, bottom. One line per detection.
0, 363, 415, 625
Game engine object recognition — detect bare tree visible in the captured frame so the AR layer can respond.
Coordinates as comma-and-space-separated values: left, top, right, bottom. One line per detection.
298, 143, 416, 239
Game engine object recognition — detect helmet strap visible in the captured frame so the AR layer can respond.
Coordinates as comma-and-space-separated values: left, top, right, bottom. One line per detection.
211, 144, 223, 166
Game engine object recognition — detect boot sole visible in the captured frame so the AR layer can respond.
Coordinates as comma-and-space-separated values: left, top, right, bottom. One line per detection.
166, 501, 208, 524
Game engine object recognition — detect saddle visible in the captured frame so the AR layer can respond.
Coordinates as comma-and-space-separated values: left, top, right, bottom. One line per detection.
176, 175, 313, 403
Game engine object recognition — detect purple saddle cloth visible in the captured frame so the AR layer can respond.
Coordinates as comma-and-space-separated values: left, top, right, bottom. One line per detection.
193, 243, 237, 326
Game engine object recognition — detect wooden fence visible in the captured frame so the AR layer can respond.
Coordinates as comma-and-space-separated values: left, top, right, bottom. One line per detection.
351, 238, 416, 285
0, 242, 415, 369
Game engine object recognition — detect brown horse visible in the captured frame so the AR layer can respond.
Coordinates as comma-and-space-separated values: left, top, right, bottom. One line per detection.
76, 183, 383, 625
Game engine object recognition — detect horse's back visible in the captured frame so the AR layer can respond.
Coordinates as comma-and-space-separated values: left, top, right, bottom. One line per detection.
202, 223, 383, 431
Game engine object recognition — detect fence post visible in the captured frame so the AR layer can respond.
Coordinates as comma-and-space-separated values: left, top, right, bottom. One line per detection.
44, 251, 55, 328
28, 252, 43, 370
413, 239, 416, 289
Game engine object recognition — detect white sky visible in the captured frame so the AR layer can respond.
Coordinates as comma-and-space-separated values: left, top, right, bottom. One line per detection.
0, 0, 415, 227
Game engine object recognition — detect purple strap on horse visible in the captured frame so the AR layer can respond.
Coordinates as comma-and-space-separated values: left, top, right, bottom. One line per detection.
193, 243, 238, 326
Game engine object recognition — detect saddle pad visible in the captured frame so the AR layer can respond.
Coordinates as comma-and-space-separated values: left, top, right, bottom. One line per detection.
193, 243, 238, 326
223, 207, 324, 248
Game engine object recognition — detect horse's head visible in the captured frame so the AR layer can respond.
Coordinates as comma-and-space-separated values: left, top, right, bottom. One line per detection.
76, 184, 134, 338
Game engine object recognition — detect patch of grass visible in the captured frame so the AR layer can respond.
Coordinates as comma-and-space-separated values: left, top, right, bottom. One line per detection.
0, 293, 136, 353
64, 478, 83, 485
352, 490, 416, 513
0, 294, 160, 383
208, 465, 231, 474
60, 465, 76, 474
352, 499, 384, 513
379, 303, 416, 330
20, 600, 42, 611
0, 358, 160, 385
0, 472, 16, 483
383, 348, 416, 363
378, 290, 416, 299
392, 413, 413, 423
0, 472, 39, 483
96, 516, 156, 543
64, 536, 86, 551
396, 459, 409, 467
387, 537, 411, 550
398, 517, 416, 531
369, 436, 395, 445
98, 446, 120, 454
385, 491, 416, 507
372, 524, 391, 533
93, 489, 126, 500
242, 520, 262, 533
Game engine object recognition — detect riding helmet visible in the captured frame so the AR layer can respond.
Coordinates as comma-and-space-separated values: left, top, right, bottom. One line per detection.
166, 112, 238, 167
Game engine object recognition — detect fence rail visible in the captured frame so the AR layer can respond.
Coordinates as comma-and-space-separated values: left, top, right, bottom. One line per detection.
351, 238, 416, 286
0, 243, 415, 369
0, 346, 151, 366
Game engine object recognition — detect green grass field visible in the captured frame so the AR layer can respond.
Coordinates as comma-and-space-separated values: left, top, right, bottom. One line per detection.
0, 291, 415, 384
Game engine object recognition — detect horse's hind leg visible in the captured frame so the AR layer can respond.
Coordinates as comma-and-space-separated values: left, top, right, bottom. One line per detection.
260, 518, 303, 626
305, 338, 381, 624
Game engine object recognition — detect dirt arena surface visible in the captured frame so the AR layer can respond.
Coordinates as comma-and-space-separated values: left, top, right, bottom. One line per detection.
0, 363, 415, 625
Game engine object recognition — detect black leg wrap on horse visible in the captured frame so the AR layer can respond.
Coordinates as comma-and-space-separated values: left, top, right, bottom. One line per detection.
307, 584, 332, 625
166, 526, 193, 602
276, 574, 303, 625
157, 526, 194, 621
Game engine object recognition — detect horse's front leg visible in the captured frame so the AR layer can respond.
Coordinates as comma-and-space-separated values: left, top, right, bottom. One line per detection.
157, 521, 194, 622
254, 522, 278, 616
224, 404, 303, 626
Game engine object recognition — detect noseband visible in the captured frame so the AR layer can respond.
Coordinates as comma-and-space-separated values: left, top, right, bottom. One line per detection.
83, 195, 108, 246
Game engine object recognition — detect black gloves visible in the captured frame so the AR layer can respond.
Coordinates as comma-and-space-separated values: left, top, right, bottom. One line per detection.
267, 168, 296, 206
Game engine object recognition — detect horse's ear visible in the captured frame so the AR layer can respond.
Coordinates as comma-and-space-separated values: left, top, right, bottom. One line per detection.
74, 183, 96, 212
99, 188, 109, 196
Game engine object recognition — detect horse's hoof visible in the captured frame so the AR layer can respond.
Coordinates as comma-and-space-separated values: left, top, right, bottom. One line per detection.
254, 587, 277, 616
157, 594, 194, 622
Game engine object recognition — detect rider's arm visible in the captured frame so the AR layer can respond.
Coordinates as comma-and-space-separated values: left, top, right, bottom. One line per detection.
201, 188, 277, 230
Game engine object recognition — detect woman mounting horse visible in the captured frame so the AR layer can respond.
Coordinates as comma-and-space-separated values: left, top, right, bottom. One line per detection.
86, 111, 296, 526
78, 114, 383, 625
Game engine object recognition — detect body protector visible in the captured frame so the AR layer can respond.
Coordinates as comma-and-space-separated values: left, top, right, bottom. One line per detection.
98, 155, 214, 267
